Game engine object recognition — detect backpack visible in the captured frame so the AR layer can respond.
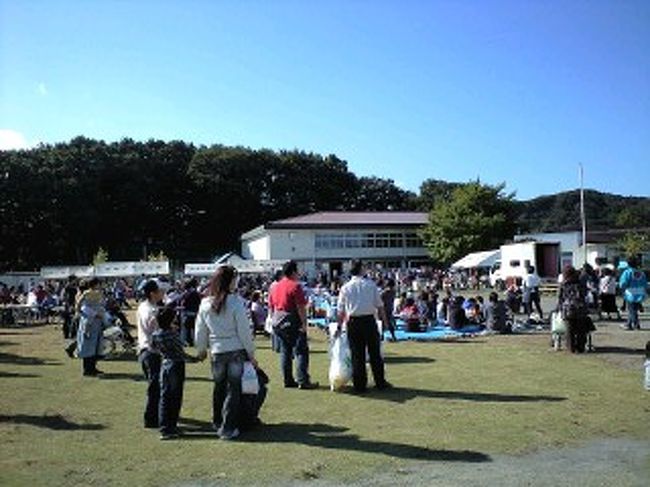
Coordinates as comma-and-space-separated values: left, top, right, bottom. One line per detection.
561, 282, 586, 320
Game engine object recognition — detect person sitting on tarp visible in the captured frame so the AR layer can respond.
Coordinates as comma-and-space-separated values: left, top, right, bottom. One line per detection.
448, 296, 468, 330
485, 292, 510, 333
400, 297, 423, 332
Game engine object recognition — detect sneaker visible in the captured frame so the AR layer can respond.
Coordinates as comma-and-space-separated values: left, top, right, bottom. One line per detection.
284, 381, 299, 388
298, 381, 319, 390
160, 432, 179, 441
219, 428, 240, 440
65, 343, 76, 358
376, 381, 393, 391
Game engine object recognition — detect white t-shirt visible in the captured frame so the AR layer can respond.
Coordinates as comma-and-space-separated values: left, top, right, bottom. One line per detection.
524, 273, 541, 290
137, 300, 159, 353
337, 276, 383, 318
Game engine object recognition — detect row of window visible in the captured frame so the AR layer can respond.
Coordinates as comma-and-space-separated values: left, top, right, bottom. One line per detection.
315, 233, 424, 250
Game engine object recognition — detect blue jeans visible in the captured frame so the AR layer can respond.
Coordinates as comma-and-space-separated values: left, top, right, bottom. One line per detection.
211, 350, 245, 434
180, 313, 196, 346
139, 350, 161, 427
159, 360, 185, 434
627, 301, 641, 329
278, 329, 310, 386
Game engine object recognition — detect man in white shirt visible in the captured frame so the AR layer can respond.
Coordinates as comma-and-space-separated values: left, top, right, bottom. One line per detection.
337, 260, 391, 393
137, 280, 164, 428
523, 266, 543, 319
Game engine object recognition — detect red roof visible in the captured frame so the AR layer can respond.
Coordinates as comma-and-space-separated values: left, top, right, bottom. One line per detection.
266, 211, 429, 229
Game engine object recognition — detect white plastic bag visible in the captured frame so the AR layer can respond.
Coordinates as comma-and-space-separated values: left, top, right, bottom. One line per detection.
551, 311, 567, 334
241, 361, 259, 395
329, 333, 353, 391
264, 314, 274, 335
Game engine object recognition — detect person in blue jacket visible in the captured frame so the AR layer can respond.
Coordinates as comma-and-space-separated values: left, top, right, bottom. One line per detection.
619, 256, 647, 330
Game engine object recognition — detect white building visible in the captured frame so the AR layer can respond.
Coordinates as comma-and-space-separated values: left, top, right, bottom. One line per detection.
515, 229, 649, 269
240, 212, 430, 276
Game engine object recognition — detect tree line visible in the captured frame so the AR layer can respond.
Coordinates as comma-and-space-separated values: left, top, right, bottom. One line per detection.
1, 137, 648, 270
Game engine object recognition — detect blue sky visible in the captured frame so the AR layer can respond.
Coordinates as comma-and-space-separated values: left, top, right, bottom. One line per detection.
1, 0, 648, 200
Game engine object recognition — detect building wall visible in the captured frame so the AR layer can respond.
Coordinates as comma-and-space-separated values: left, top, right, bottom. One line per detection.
242, 227, 429, 274
242, 235, 270, 260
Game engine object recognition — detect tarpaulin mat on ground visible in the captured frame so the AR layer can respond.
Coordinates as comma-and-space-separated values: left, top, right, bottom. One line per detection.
386, 325, 485, 341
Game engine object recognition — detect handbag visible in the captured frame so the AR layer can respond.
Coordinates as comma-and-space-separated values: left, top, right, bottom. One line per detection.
241, 361, 260, 395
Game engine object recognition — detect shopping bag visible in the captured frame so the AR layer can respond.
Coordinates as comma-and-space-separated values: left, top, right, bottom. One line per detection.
551, 311, 567, 334
329, 333, 352, 391
264, 314, 274, 335
241, 361, 260, 395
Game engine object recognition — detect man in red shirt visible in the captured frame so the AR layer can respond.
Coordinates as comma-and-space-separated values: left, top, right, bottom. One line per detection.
269, 260, 318, 389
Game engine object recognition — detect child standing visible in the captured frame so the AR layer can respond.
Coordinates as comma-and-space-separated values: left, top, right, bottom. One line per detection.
644, 341, 650, 391
151, 306, 193, 440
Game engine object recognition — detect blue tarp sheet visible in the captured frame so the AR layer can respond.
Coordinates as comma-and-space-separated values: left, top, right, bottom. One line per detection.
308, 317, 484, 341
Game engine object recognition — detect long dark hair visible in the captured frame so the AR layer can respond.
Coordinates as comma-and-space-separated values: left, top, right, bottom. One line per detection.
209, 265, 237, 314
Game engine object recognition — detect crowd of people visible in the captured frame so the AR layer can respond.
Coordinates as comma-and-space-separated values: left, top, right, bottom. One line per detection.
1, 255, 647, 440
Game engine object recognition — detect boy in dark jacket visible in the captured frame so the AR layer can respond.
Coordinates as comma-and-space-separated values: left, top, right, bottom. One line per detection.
151, 306, 195, 440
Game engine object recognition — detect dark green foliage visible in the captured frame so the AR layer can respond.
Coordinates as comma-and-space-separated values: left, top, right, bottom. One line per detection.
516, 190, 650, 233
0, 139, 412, 270
349, 176, 416, 211
416, 179, 463, 211
1, 137, 648, 271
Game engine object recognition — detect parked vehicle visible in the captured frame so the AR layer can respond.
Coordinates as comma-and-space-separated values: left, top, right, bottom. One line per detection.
490, 241, 560, 289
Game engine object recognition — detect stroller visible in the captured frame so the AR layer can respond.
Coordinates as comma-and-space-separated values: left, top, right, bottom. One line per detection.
65, 310, 135, 359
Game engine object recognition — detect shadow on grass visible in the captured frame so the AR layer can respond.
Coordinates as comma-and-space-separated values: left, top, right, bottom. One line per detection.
98, 372, 145, 382
383, 355, 435, 364
98, 372, 212, 383
0, 371, 40, 378
0, 414, 105, 430
0, 351, 61, 366
593, 346, 645, 355
102, 353, 138, 362
177, 418, 491, 462
354, 386, 566, 404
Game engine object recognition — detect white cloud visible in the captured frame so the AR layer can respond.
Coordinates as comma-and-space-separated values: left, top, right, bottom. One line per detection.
0, 129, 30, 150
36, 82, 48, 96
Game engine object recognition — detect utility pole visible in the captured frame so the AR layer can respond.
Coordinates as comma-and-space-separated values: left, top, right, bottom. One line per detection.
579, 163, 587, 265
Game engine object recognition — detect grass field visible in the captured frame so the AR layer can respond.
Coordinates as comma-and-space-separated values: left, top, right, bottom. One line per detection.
1, 314, 649, 486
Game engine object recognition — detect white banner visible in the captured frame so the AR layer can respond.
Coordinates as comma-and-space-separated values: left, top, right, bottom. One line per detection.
95, 261, 170, 277
184, 263, 218, 276
184, 260, 284, 276
40, 266, 95, 279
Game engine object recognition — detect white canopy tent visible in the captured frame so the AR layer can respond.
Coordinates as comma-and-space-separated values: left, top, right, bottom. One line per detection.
451, 249, 500, 270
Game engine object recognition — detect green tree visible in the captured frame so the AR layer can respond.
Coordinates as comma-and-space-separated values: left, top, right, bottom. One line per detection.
349, 176, 416, 211
416, 178, 463, 211
147, 250, 168, 262
92, 247, 109, 265
420, 182, 516, 265
617, 232, 650, 259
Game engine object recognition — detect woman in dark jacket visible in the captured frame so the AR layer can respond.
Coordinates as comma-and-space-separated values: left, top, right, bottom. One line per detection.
558, 266, 589, 353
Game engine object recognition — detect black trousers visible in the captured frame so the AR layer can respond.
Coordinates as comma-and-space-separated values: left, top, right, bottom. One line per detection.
139, 350, 162, 427
567, 318, 587, 353
347, 315, 386, 391
82, 356, 98, 374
